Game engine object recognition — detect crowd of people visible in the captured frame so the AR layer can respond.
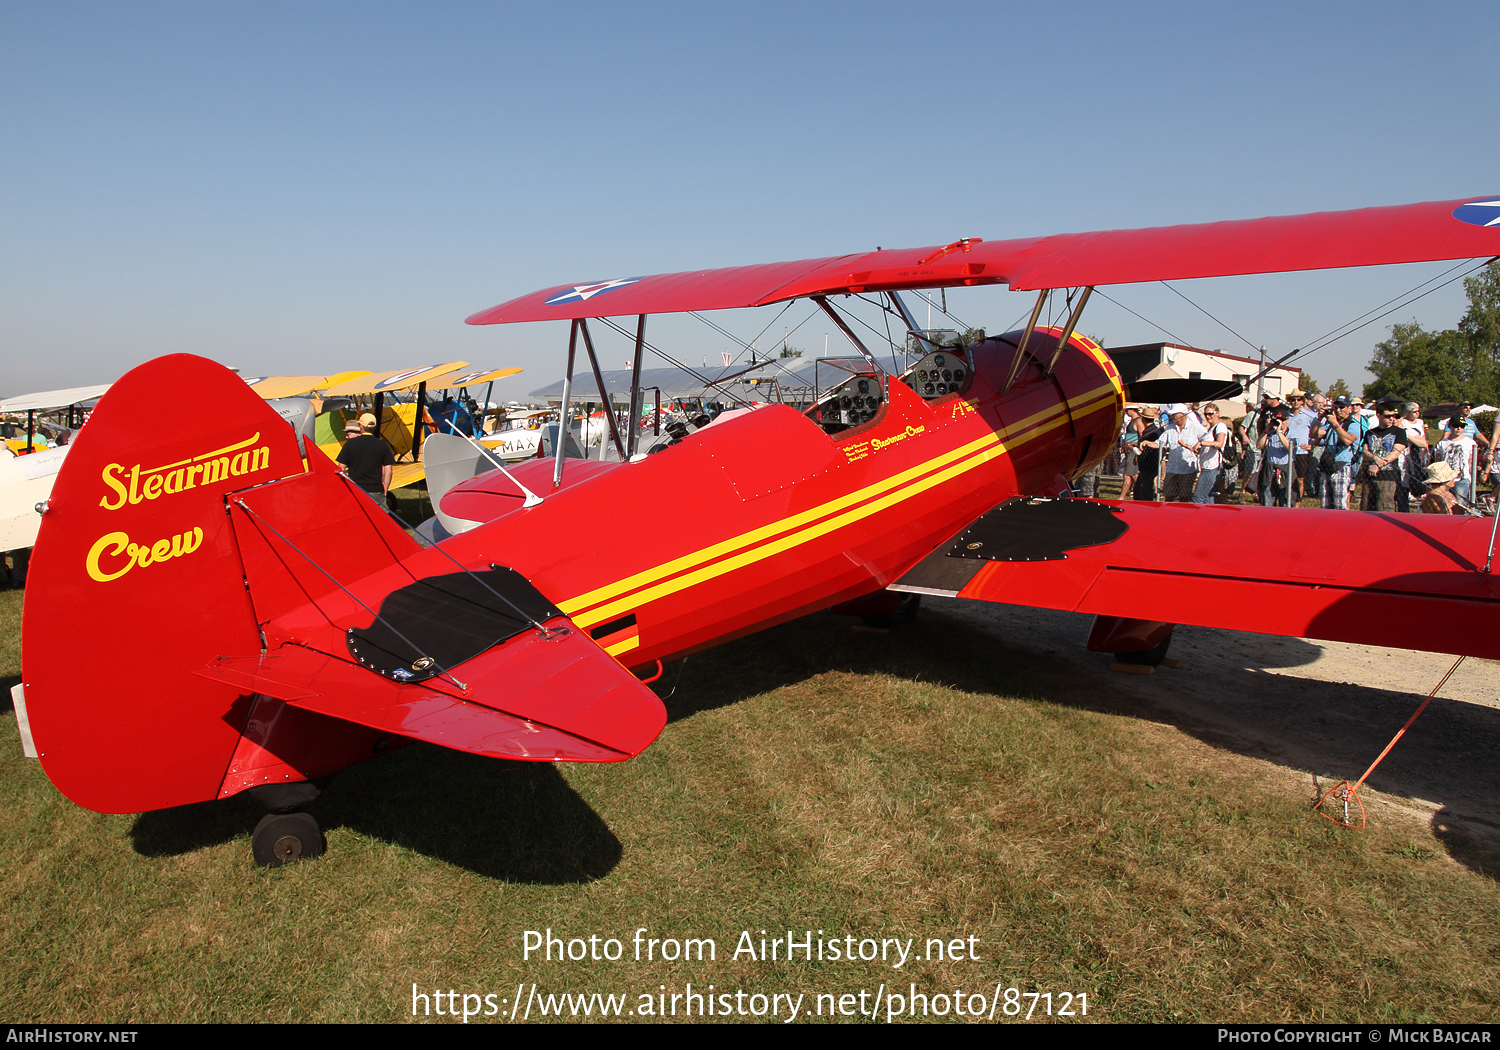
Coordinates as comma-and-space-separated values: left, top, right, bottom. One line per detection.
1105, 392, 1498, 515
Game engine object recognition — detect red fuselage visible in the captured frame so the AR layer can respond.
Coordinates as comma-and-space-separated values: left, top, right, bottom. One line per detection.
432, 331, 1124, 669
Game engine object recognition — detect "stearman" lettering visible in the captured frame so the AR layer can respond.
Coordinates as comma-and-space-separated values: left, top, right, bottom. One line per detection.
99, 433, 269, 511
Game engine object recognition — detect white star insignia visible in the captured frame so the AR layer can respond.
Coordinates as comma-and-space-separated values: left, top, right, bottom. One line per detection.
545, 277, 643, 306
1453, 198, 1500, 227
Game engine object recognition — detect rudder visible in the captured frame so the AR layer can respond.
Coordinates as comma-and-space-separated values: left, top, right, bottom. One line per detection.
20, 355, 308, 813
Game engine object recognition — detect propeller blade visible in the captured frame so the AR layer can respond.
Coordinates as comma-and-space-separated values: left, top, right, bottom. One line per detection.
1125, 378, 1242, 404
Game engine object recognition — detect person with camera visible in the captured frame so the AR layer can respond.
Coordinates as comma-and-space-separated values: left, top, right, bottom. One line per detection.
1312, 396, 1363, 510
1359, 398, 1410, 512
1286, 391, 1320, 502
1256, 406, 1293, 506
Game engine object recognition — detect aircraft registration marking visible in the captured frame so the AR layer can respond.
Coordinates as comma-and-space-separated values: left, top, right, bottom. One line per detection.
562, 382, 1118, 628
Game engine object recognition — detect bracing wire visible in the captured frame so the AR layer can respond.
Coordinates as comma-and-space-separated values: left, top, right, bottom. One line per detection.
1091, 288, 1196, 347
911, 289, 975, 333
1298, 257, 1495, 360
1301, 258, 1477, 351
1103, 257, 1494, 391
1210, 257, 1495, 398
231, 497, 470, 692
834, 297, 904, 352
684, 305, 823, 387
1159, 281, 1263, 355
688, 299, 797, 364
595, 313, 807, 404
591, 316, 741, 403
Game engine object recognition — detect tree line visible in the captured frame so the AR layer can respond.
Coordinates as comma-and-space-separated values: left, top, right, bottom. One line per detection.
1362, 261, 1500, 406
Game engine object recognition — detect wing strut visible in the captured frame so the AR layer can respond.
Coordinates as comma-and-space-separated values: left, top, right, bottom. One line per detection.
626, 314, 647, 458
1044, 286, 1094, 374
813, 295, 884, 372
1485, 501, 1500, 574
1002, 289, 1049, 393
887, 291, 935, 359
554, 320, 578, 489
577, 319, 627, 460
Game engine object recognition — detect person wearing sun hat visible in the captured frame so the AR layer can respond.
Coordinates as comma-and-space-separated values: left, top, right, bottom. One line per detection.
1420, 460, 1464, 515
1160, 404, 1206, 502
1286, 389, 1319, 501
1134, 405, 1164, 500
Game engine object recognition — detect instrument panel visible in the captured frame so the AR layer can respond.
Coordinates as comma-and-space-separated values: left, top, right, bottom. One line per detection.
813, 374, 884, 435
902, 350, 969, 400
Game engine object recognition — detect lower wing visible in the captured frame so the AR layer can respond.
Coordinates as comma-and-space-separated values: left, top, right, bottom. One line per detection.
892, 498, 1500, 660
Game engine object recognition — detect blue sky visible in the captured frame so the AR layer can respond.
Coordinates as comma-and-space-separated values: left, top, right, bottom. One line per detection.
3, 1, 1496, 403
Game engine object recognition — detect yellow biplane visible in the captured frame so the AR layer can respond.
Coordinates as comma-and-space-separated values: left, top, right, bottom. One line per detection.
243, 364, 521, 490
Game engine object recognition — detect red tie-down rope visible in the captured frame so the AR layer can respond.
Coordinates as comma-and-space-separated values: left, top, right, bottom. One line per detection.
1314, 655, 1466, 830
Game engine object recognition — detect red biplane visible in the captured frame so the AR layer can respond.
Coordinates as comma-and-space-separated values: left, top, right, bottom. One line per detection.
16, 196, 1500, 865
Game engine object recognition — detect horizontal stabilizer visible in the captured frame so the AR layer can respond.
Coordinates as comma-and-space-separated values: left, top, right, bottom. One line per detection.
197, 630, 666, 763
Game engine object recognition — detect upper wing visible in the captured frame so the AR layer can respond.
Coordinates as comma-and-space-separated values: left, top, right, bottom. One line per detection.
892, 499, 1500, 661
466, 196, 1500, 324
0, 384, 112, 412
321, 363, 471, 397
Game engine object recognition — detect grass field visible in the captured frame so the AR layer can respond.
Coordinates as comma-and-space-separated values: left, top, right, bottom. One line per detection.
2, 584, 1497, 1023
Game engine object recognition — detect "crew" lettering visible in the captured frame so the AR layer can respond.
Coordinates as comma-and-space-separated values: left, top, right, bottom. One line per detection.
85, 527, 204, 583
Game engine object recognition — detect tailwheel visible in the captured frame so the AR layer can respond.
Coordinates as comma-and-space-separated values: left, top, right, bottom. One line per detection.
252, 811, 325, 868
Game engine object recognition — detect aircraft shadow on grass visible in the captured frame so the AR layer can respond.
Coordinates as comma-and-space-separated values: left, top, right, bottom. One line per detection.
130, 748, 621, 883
663, 607, 1500, 878
126, 596, 1499, 881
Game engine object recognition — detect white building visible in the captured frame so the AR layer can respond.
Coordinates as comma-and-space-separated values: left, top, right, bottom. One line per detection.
1106, 343, 1304, 418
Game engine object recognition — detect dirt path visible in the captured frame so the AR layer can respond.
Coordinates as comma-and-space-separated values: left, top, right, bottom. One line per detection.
930, 597, 1500, 869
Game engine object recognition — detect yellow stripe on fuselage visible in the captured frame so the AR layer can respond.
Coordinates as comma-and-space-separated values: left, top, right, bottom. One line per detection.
604, 635, 641, 657
563, 381, 1118, 627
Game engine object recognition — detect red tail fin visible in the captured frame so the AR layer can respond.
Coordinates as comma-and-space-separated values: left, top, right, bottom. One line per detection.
21, 355, 309, 812
22, 355, 667, 815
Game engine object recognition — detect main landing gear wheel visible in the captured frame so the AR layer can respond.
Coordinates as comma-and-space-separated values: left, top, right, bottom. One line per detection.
862, 593, 922, 629
1113, 633, 1172, 668
252, 811, 325, 868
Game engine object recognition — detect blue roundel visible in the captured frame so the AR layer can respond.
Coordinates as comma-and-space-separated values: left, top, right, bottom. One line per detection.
374, 367, 434, 391
1452, 198, 1500, 228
